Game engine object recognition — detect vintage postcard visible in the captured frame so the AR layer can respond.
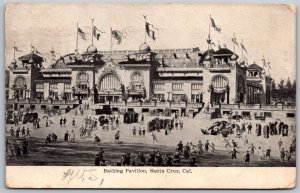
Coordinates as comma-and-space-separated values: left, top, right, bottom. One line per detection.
5, 3, 296, 189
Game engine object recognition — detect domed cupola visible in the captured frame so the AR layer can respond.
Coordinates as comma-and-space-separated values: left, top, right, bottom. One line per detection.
11, 59, 17, 65
86, 45, 98, 53
204, 54, 211, 61
139, 42, 151, 53
231, 54, 238, 60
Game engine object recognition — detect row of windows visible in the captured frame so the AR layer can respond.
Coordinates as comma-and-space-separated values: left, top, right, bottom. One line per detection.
154, 83, 164, 90
154, 83, 202, 90
36, 83, 72, 89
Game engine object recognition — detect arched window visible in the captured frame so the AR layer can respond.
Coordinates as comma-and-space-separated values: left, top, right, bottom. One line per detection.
15, 76, 26, 88
99, 73, 121, 91
130, 71, 144, 91
212, 75, 228, 90
131, 72, 143, 82
78, 72, 88, 82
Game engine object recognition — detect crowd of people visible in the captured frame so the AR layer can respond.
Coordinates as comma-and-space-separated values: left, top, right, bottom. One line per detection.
5, 102, 296, 167
5, 126, 31, 158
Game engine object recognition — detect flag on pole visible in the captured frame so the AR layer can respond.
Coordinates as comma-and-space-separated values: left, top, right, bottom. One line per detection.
267, 60, 271, 69
13, 46, 22, 52
232, 37, 239, 46
206, 39, 216, 46
145, 21, 157, 41
210, 16, 221, 32
262, 58, 267, 68
50, 50, 56, 57
78, 27, 86, 40
240, 43, 247, 53
111, 30, 124, 44
93, 26, 105, 40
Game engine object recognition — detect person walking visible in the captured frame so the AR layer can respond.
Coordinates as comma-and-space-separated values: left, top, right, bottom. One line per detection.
132, 126, 137, 137
230, 148, 239, 160
16, 127, 20, 138
280, 148, 285, 162
141, 114, 144, 125
142, 127, 146, 136
197, 140, 203, 155
116, 118, 119, 128
232, 140, 238, 149
26, 128, 31, 138
21, 127, 26, 137
204, 140, 210, 152
151, 132, 158, 144
278, 138, 283, 150
10, 127, 15, 138
244, 150, 251, 162
224, 138, 231, 149
286, 150, 291, 162
115, 131, 120, 143
70, 130, 75, 143
247, 123, 252, 134
72, 118, 76, 127
64, 130, 69, 142
265, 147, 271, 159
249, 143, 256, 157
63, 117, 67, 127
60, 117, 63, 127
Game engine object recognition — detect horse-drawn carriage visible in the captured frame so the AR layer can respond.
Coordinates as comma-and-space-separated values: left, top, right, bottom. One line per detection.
201, 121, 240, 137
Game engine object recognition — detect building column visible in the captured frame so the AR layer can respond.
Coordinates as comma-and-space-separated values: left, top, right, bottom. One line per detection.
226, 85, 230, 104
209, 85, 213, 107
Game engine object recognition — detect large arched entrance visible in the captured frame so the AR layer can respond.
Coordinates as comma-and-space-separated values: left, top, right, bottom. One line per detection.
13, 76, 28, 99
210, 75, 230, 104
98, 73, 122, 103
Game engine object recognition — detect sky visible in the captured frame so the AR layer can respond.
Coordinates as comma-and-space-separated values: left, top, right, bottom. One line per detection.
5, 4, 296, 83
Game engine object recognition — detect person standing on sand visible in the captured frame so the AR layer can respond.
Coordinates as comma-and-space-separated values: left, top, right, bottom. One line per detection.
70, 130, 75, 143
230, 148, 239, 160
280, 148, 285, 162
132, 126, 137, 137
265, 147, 271, 159
72, 118, 76, 127
64, 130, 69, 142
248, 143, 256, 157
244, 150, 250, 162
60, 117, 63, 127
278, 138, 283, 150
115, 131, 120, 143
224, 138, 231, 149
151, 132, 158, 144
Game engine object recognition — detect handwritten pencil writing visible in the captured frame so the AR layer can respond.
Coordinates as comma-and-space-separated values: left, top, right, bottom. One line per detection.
62, 169, 104, 186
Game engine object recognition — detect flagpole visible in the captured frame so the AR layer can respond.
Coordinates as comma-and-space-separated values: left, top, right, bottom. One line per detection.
241, 39, 243, 59
110, 27, 113, 52
76, 23, 79, 52
233, 33, 235, 53
76, 23, 79, 51
144, 17, 147, 43
13, 42, 16, 59
91, 18, 94, 45
208, 15, 211, 55
267, 59, 270, 75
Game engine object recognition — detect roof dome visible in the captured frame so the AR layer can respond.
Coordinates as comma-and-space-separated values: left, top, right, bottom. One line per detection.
139, 42, 151, 52
204, 54, 211, 61
239, 58, 245, 64
86, 45, 98, 53
11, 59, 17, 65
231, 54, 238, 60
